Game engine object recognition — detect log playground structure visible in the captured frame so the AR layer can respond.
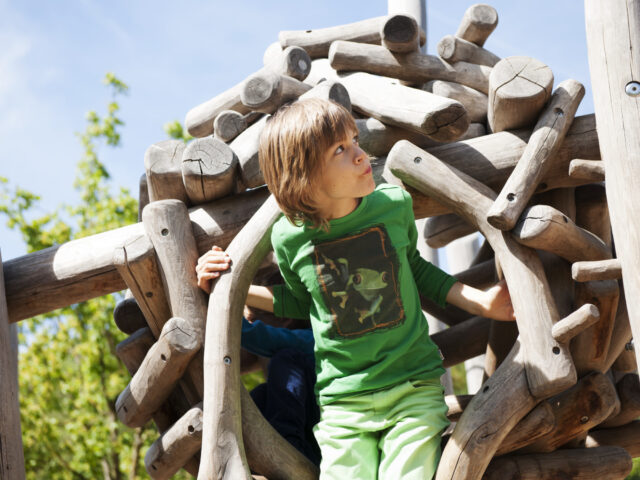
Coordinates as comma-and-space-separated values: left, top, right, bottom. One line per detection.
2, 1, 640, 479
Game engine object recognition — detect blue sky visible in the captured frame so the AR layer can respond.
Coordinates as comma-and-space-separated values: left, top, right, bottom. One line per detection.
0, 0, 593, 262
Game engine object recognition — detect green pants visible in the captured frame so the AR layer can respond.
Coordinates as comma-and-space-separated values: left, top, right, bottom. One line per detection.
314, 379, 449, 480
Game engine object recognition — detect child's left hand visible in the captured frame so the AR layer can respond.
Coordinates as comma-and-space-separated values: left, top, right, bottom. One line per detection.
481, 279, 516, 321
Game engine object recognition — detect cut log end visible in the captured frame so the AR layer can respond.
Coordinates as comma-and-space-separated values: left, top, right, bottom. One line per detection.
381, 14, 419, 53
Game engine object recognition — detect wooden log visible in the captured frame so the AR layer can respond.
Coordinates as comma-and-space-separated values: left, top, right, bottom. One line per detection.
214, 110, 248, 143
262, 41, 282, 66
262, 46, 311, 82
144, 140, 189, 205
587, 421, 640, 458
230, 116, 269, 190
586, 1, 640, 377
113, 233, 171, 338
488, 56, 554, 133
115, 328, 199, 477
299, 79, 352, 112
437, 34, 500, 67
0, 251, 25, 480
575, 183, 611, 245
572, 259, 622, 282
381, 14, 420, 52
445, 394, 473, 422
143, 200, 210, 403
572, 280, 620, 376
199, 195, 317, 479
182, 137, 238, 205
424, 213, 476, 249
329, 40, 492, 93
138, 173, 149, 223
511, 204, 612, 263
487, 79, 585, 230
520, 372, 619, 453
601, 374, 640, 428
569, 159, 605, 182
240, 71, 311, 114
431, 315, 491, 367
612, 343, 637, 373
388, 141, 576, 400
495, 402, 556, 456
4, 186, 269, 323
552, 304, 600, 344
113, 296, 148, 334
484, 446, 632, 480
387, 0, 427, 52
426, 80, 487, 123
435, 341, 538, 480
116, 317, 201, 428
455, 3, 498, 47
604, 288, 632, 373
145, 403, 203, 480
278, 16, 386, 59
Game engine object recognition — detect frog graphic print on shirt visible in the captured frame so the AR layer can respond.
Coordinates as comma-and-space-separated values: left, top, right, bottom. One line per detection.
313, 225, 405, 338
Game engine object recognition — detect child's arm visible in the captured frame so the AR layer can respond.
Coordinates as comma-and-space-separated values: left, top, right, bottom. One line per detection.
445, 279, 515, 321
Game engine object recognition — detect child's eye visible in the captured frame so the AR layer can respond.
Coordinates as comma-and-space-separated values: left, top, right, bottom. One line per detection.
353, 135, 359, 144
335, 145, 344, 155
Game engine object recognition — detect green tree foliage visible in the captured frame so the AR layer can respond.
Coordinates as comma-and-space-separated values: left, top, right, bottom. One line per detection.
0, 74, 190, 479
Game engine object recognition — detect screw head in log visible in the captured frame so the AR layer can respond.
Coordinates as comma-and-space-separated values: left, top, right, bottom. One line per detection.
626, 81, 640, 96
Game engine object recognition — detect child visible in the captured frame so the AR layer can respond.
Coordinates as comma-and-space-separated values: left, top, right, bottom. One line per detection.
196, 98, 514, 480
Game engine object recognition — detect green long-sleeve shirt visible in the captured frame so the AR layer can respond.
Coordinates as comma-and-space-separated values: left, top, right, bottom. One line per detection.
272, 184, 457, 405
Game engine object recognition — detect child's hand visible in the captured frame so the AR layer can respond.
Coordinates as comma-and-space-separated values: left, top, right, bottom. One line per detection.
195, 245, 231, 293
482, 279, 516, 321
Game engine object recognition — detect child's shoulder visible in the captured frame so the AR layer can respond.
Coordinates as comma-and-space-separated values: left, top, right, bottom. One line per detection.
370, 183, 412, 205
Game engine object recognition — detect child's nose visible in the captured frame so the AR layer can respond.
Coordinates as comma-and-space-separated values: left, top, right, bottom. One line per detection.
353, 145, 366, 164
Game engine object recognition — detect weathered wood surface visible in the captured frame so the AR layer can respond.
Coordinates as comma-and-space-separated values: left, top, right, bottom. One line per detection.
299, 79, 352, 111
230, 116, 269, 190
569, 158, 605, 182
603, 289, 632, 373
144, 140, 189, 205
279, 16, 386, 58
426, 80, 488, 123
601, 374, 640, 428
487, 79, 585, 230
575, 183, 611, 245
115, 327, 199, 477
145, 403, 203, 480
185, 82, 252, 138
424, 213, 476, 248
435, 341, 538, 480
182, 137, 239, 205
241, 71, 311, 114
437, 34, 500, 67
587, 420, 640, 458
552, 304, 600, 344
586, 0, 640, 375
113, 296, 148, 334
455, 3, 498, 47
116, 317, 201, 428
0, 251, 25, 480
520, 372, 619, 453
387, 0, 427, 52
262, 45, 311, 82
488, 56, 554, 133
199, 195, 318, 480
329, 40, 491, 93
432, 315, 491, 367
444, 394, 473, 422
572, 259, 622, 282
214, 110, 248, 143
572, 280, 620, 376
495, 402, 556, 456
613, 346, 637, 373
511, 205, 612, 263
388, 140, 576, 400
113, 233, 171, 338
484, 446, 632, 480
381, 14, 420, 52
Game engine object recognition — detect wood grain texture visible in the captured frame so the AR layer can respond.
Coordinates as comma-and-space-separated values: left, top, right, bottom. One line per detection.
240, 71, 311, 114
426, 79, 488, 123
144, 140, 188, 204
381, 14, 420, 52
552, 303, 600, 344
569, 159, 605, 182
572, 259, 622, 282
455, 3, 498, 47
437, 34, 500, 67
214, 110, 248, 143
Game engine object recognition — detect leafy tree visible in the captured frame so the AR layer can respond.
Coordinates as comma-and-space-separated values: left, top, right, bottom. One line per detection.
0, 74, 190, 479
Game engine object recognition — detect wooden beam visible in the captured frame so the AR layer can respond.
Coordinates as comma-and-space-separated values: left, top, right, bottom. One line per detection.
572, 259, 622, 282
455, 4, 498, 47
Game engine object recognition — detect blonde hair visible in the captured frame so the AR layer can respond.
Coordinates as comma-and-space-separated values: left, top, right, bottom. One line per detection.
259, 98, 357, 229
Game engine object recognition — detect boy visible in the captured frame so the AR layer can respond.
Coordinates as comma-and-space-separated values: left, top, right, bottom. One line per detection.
196, 98, 514, 479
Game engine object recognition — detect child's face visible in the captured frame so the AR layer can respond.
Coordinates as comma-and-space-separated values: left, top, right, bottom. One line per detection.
312, 128, 375, 220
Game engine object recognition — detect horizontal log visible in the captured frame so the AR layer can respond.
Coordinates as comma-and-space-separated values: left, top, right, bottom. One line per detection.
116, 317, 202, 428
587, 421, 640, 458
240, 71, 311, 113
572, 259, 622, 282
425, 80, 487, 123
495, 402, 556, 456
455, 4, 498, 47
431, 315, 491, 367
424, 213, 476, 249
4, 187, 270, 323
214, 110, 248, 143
552, 304, 600, 344
601, 374, 640, 428
613, 345, 637, 373
262, 45, 311, 82
484, 446, 632, 480
329, 40, 491, 93
437, 34, 500, 67
569, 158, 605, 182
113, 297, 148, 335
145, 403, 203, 480
381, 14, 420, 52
512, 204, 612, 263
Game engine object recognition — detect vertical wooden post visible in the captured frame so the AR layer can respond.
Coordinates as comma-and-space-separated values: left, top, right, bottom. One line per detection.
0, 250, 26, 480
585, 0, 640, 373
